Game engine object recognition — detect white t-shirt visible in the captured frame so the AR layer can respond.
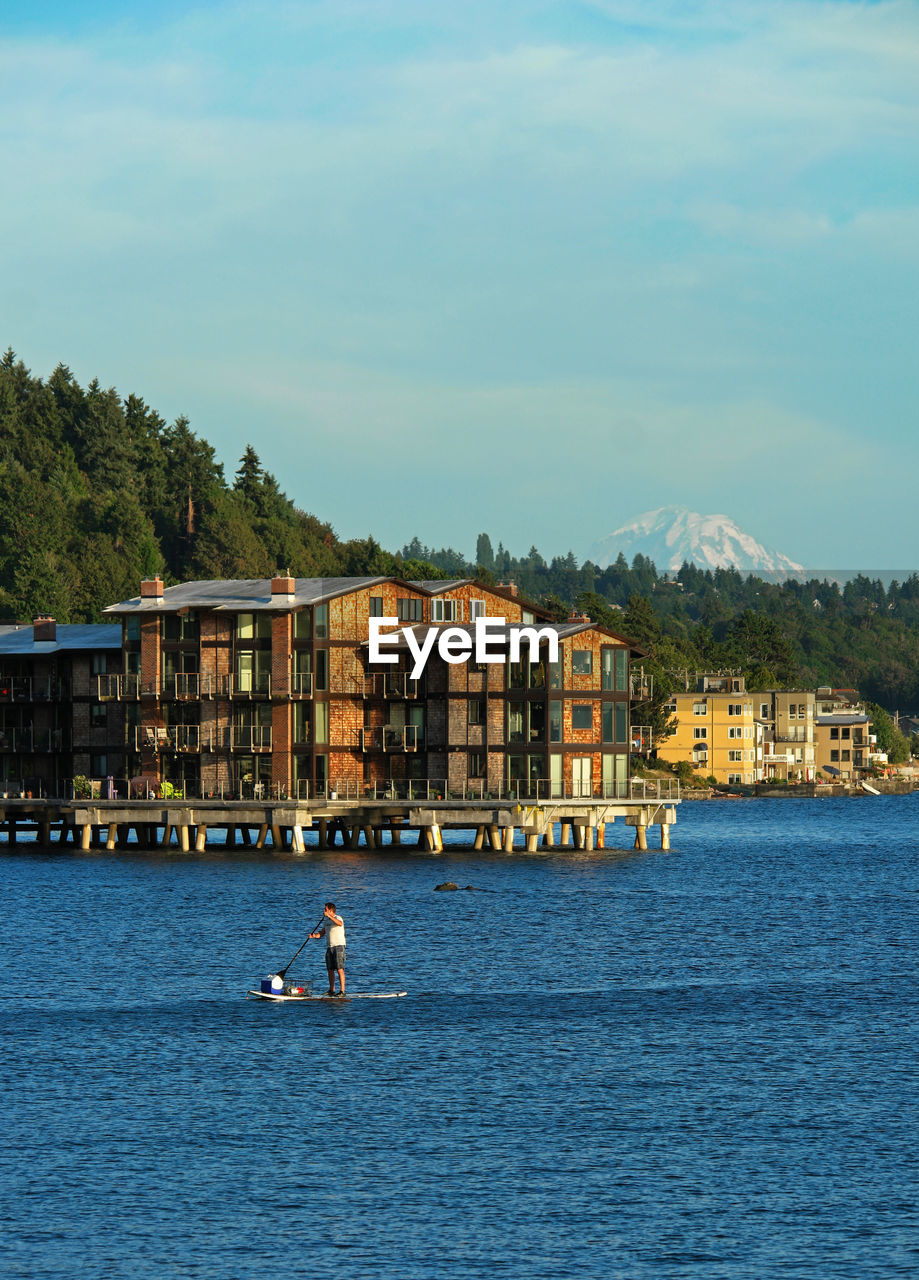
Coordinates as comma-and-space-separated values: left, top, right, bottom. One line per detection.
324, 915, 346, 949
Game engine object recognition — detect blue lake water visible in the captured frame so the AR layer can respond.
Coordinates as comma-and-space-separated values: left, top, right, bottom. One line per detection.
2, 796, 918, 1279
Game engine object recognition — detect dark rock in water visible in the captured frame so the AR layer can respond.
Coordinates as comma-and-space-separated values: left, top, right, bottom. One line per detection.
434, 881, 460, 891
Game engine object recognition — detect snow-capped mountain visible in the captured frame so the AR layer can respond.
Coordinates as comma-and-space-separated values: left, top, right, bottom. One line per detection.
588, 506, 805, 575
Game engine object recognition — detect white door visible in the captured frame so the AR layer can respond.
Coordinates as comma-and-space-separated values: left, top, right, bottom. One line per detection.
572, 757, 592, 798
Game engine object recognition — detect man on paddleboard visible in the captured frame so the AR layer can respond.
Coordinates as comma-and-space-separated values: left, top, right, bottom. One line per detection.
310, 902, 346, 996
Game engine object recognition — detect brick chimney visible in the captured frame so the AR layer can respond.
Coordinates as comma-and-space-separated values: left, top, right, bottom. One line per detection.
497, 581, 518, 597
33, 615, 56, 642
140, 577, 164, 599
271, 572, 296, 595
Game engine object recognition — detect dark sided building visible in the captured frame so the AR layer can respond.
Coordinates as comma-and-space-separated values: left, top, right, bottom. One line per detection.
0, 616, 124, 796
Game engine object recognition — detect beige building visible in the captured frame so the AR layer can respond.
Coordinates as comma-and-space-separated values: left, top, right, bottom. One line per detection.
759, 690, 817, 782
812, 689, 874, 779
659, 674, 758, 785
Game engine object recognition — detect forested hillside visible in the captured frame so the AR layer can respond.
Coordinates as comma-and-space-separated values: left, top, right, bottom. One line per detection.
0, 351, 438, 622
3, 351, 919, 722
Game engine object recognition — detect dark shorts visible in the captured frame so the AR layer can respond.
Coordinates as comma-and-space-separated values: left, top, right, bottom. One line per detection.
326, 945, 346, 972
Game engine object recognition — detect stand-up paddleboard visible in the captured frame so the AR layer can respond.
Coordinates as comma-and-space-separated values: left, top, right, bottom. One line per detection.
247, 988, 406, 1002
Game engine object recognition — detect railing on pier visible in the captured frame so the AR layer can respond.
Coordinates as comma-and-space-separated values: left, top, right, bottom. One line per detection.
9, 775, 680, 804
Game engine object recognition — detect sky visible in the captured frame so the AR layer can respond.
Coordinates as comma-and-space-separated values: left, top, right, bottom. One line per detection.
2, 0, 918, 567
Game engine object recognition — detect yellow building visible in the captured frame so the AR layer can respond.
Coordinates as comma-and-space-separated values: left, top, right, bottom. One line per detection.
658, 675, 757, 785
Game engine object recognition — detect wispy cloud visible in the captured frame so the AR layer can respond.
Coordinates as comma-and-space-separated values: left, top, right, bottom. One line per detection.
2, 0, 918, 561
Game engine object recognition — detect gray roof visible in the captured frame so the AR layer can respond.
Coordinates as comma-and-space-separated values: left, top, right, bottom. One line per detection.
104, 577, 393, 614
817, 714, 870, 726
0, 624, 122, 656
408, 580, 472, 594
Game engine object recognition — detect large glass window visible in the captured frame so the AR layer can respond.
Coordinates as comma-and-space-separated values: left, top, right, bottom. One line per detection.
315, 702, 329, 744
314, 604, 329, 640
508, 704, 525, 744
549, 659, 562, 689
397, 598, 423, 623
315, 650, 328, 692
237, 612, 271, 640
550, 700, 562, 743
468, 699, 485, 726
293, 704, 310, 744
572, 704, 592, 731
293, 609, 311, 640
615, 650, 628, 692
572, 650, 592, 676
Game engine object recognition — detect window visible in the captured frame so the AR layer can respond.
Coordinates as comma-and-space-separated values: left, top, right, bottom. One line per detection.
91, 754, 107, 777
572, 651, 592, 676
841, 727, 850, 740
314, 702, 329, 745
397, 598, 423, 623
728, 704, 743, 716
761, 703, 769, 718
469, 599, 486, 621
431, 599, 458, 623
314, 650, 328, 692
469, 752, 486, 777
91, 703, 107, 727
91, 654, 108, 676
728, 726, 742, 739
236, 612, 272, 640
693, 727, 707, 739
549, 660, 562, 689
521, 610, 535, 624
293, 609, 311, 640
125, 616, 140, 643
602, 703, 626, 744
693, 702, 707, 715
830, 727, 839, 740
550, 701, 562, 743
314, 604, 329, 639
841, 750, 851, 762
728, 750, 743, 762
369, 597, 384, 618
508, 705, 525, 744
468, 699, 485, 725
728, 774, 742, 785
293, 704, 310, 744
572, 704, 592, 731
831, 749, 839, 762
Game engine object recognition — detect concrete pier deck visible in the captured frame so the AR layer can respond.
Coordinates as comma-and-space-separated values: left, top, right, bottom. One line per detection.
0, 790, 678, 853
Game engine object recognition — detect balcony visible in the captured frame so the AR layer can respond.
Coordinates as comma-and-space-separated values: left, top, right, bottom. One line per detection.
363, 673, 420, 700
0, 677, 32, 701
383, 724, 419, 752
232, 726, 273, 752
630, 669, 653, 702
289, 672, 313, 698
231, 673, 271, 699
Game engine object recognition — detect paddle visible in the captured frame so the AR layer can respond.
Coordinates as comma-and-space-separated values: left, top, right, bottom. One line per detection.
276, 916, 325, 979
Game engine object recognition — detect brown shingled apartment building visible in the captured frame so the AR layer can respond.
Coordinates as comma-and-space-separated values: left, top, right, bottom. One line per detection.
102, 574, 646, 801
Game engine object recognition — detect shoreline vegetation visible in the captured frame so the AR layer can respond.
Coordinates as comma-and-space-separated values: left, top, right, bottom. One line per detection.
1, 350, 917, 767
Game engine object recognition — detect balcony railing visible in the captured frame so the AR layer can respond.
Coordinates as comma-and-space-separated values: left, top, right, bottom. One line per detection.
232, 726, 273, 751
383, 724, 419, 752
363, 673, 421, 700
630, 668, 653, 702
0, 677, 32, 701
289, 672, 313, 698
232, 674, 272, 698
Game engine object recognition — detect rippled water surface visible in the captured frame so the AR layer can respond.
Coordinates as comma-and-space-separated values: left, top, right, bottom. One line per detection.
3, 796, 918, 1278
